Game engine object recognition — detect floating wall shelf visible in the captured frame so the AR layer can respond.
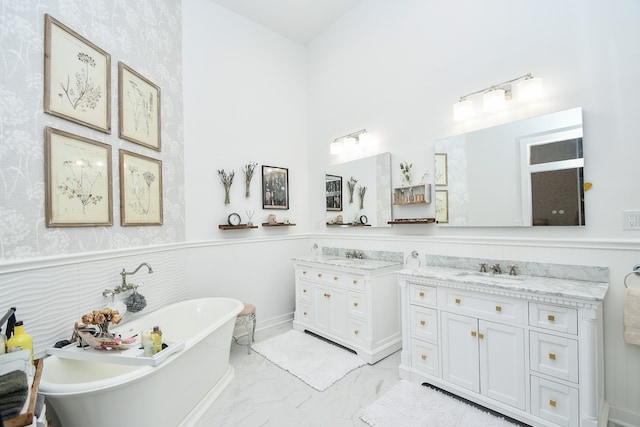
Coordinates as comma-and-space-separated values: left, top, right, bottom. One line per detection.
388, 218, 436, 225
262, 222, 296, 227
218, 224, 258, 230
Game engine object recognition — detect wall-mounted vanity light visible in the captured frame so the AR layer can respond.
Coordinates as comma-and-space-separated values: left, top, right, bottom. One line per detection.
330, 129, 371, 155
453, 73, 543, 121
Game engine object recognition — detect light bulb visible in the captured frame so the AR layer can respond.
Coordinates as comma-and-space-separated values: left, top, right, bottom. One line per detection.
453, 99, 474, 121
517, 77, 543, 102
483, 89, 506, 112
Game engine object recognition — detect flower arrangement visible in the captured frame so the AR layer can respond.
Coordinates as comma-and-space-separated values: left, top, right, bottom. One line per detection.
80, 307, 122, 338
347, 176, 358, 204
358, 185, 367, 210
400, 161, 413, 184
242, 162, 258, 197
218, 169, 235, 204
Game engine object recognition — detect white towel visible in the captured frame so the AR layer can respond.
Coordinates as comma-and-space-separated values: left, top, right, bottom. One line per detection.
624, 287, 640, 345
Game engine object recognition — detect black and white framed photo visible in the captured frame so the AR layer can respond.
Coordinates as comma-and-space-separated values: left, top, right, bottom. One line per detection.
262, 165, 289, 209
326, 174, 342, 211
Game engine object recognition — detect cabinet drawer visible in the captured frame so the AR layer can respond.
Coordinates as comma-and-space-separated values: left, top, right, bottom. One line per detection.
296, 302, 313, 325
348, 292, 366, 318
347, 275, 366, 291
347, 318, 367, 344
531, 375, 579, 427
530, 332, 579, 383
409, 305, 438, 343
409, 283, 437, 306
440, 289, 526, 325
529, 303, 578, 335
298, 282, 313, 301
411, 339, 440, 377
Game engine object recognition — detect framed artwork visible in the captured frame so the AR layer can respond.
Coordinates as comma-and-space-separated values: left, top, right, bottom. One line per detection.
44, 14, 111, 133
44, 127, 113, 227
119, 150, 163, 226
262, 165, 289, 209
435, 190, 449, 223
118, 62, 161, 151
326, 174, 342, 211
434, 153, 448, 186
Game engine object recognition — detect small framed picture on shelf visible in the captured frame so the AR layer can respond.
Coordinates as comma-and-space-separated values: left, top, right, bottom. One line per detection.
119, 150, 163, 226
44, 14, 111, 133
118, 61, 161, 151
434, 153, 448, 186
435, 189, 449, 223
262, 165, 289, 209
325, 174, 342, 211
44, 127, 113, 227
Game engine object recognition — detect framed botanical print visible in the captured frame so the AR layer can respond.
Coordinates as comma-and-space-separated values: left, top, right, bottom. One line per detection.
119, 150, 163, 226
118, 62, 161, 151
262, 165, 289, 209
326, 174, 342, 211
435, 190, 449, 223
44, 14, 111, 133
44, 127, 113, 227
434, 153, 448, 186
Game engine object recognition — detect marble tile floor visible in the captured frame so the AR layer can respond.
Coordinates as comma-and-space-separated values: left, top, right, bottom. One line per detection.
196, 322, 401, 427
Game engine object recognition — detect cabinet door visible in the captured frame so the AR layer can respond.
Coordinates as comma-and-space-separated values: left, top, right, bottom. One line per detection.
479, 320, 526, 410
441, 312, 479, 392
314, 285, 346, 338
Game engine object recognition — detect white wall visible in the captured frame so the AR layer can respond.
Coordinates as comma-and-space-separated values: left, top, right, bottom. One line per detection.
182, 0, 308, 239
305, 0, 640, 422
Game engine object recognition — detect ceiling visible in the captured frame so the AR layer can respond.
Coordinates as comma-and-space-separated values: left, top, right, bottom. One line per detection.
208, 0, 362, 44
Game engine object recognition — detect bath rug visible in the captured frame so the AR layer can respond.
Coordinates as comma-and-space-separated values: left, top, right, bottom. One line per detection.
251, 329, 366, 391
360, 380, 522, 427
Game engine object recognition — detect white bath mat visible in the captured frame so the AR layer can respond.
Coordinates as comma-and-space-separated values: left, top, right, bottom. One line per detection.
251, 329, 366, 391
360, 380, 522, 427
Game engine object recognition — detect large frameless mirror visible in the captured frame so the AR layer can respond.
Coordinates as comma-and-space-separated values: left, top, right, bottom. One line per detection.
434, 107, 584, 227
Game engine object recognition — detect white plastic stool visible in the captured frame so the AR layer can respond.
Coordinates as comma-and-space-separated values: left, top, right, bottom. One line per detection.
233, 303, 256, 354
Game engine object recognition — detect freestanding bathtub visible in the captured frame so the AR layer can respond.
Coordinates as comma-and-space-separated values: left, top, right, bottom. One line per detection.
40, 297, 243, 427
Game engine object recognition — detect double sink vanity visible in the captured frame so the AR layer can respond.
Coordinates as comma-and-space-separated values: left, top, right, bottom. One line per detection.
293, 253, 609, 427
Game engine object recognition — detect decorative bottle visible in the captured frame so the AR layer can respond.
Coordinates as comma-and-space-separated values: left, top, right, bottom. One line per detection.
151, 326, 163, 354
6, 321, 33, 364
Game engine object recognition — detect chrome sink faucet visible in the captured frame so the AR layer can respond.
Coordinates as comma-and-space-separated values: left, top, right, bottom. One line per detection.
489, 263, 502, 274
479, 262, 488, 273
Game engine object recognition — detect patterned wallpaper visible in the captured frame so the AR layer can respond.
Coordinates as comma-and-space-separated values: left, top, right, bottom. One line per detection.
0, 0, 185, 260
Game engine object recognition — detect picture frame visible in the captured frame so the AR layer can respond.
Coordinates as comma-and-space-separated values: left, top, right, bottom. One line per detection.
119, 150, 163, 226
44, 127, 113, 227
435, 190, 449, 223
326, 174, 342, 211
262, 165, 289, 209
44, 14, 111, 133
434, 153, 448, 186
118, 62, 161, 151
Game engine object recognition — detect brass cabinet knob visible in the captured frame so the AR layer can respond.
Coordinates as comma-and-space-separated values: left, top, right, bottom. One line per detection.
420, 320, 426, 326
303, 289, 307, 293
334, 276, 338, 281
495, 306, 502, 312
548, 314, 555, 322
324, 293, 331, 298
549, 399, 557, 407
302, 271, 307, 275
478, 333, 485, 339
354, 330, 359, 335
419, 291, 425, 297
549, 353, 556, 360
471, 331, 477, 337
353, 279, 358, 285
353, 302, 359, 307
317, 273, 322, 278
421, 354, 427, 361
455, 298, 461, 304
303, 311, 308, 316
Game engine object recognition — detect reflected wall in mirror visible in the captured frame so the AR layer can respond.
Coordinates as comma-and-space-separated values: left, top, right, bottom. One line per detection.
325, 152, 392, 227
435, 107, 584, 227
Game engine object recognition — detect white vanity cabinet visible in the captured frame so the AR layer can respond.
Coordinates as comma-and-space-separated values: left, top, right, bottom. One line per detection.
292, 257, 403, 364
397, 269, 609, 427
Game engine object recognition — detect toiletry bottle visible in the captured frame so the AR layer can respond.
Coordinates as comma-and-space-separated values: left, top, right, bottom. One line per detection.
6, 320, 33, 364
151, 326, 162, 354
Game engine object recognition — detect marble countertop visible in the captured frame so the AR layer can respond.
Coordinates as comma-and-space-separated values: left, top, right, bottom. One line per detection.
292, 256, 402, 271
397, 266, 609, 302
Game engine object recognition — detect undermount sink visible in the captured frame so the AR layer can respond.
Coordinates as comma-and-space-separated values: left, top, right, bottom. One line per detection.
456, 272, 523, 284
